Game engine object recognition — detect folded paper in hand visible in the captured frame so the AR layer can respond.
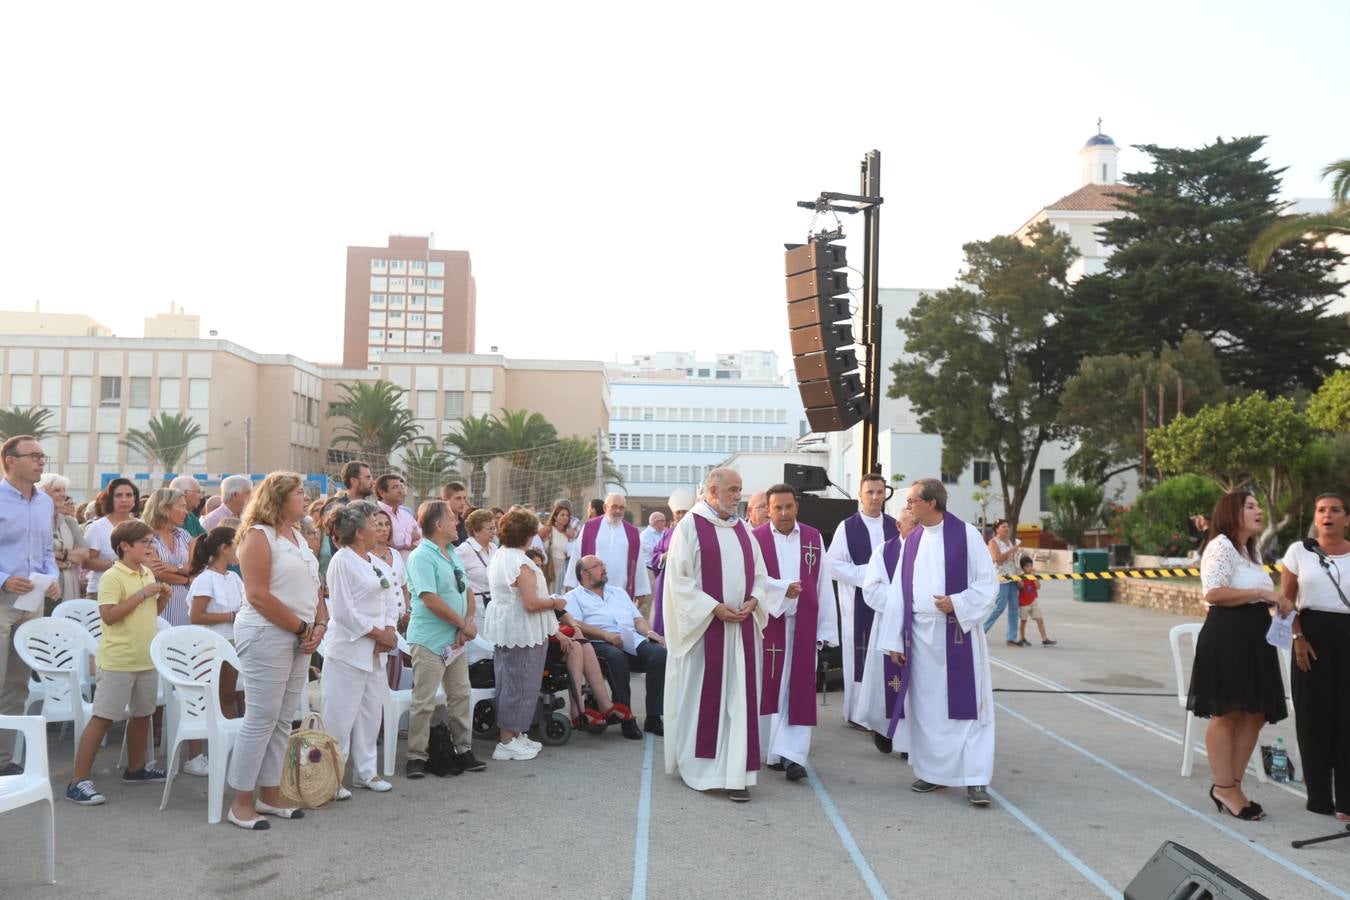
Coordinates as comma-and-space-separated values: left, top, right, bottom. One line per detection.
1265, 609, 1295, 650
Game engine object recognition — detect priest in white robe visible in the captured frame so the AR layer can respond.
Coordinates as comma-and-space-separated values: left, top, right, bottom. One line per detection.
663, 467, 768, 802
564, 492, 652, 604
860, 507, 917, 747
753, 484, 837, 780
880, 478, 997, 807
826, 473, 897, 726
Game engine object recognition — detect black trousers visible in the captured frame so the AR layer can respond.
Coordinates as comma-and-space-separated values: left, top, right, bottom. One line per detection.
590, 640, 666, 717
1292, 610, 1350, 815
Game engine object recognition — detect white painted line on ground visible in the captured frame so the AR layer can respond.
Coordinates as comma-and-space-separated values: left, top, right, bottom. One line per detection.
986, 786, 1122, 899
991, 656, 1306, 799
631, 733, 654, 900
805, 763, 890, 900
996, 701, 1348, 899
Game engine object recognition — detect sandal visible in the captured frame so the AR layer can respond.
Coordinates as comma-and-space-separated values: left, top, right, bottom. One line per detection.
1209, 783, 1264, 820
603, 703, 635, 722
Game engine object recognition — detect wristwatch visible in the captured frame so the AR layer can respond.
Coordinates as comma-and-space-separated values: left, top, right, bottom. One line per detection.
294, 620, 309, 636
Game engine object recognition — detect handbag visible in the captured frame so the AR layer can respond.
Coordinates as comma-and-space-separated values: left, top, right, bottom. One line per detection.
279, 711, 344, 808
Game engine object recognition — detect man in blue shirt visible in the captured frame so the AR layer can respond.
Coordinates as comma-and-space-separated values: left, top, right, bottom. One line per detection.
0, 435, 59, 775
565, 554, 667, 738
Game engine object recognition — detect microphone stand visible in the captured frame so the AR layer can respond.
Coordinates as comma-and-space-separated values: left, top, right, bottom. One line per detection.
1292, 823, 1350, 850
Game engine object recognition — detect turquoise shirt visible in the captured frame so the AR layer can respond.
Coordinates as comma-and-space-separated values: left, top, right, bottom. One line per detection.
406, 539, 469, 654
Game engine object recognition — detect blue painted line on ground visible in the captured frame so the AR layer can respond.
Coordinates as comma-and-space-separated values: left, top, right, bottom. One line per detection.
804, 762, 890, 900
987, 786, 1121, 899
997, 701, 1349, 899
631, 733, 654, 900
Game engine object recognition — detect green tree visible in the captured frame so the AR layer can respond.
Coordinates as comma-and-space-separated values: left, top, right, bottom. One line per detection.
327, 380, 422, 473
0, 407, 55, 441
1116, 474, 1224, 556
442, 414, 500, 506
1057, 331, 1229, 484
122, 412, 212, 479
490, 409, 560, 505
1250, 158, 1350, 271
1045, 481, 1105, 548
1061, 137, 1347, 395
397, 441, 461, 505
889, 221, 1079, 525
1147, 392, 1311, 547
1307, 369, 1350, 433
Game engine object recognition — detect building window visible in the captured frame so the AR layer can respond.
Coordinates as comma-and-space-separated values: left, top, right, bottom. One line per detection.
69, 376, 90, 407
8, 375, 31, 407
408, 295, 424, 309
390, 260, 407, 274
40, 376, 62, 408
471, 391, 492, 416
370, 259, 387, 273
406, 331, 425, 347
127, 377, 151, 409
368, 329, 385, 343
655, 434, 666, 451
389, 277, 407, 292
416, 391, 436, 419
184, 379, 209, 409
428, 279, 444, 294
409, 313, 424, 326
691, 435, 702, 452
698, 368, 710, 378
369, 312, 385, 327
607, 434, 616, 451
387, 330, 405, 345
941, 470, 959, 485
370, 276, 388, 291
428, 296, 443, 311
307, 397, 319, 425
777, 410, 786, 423
973, 460, 992, 484
427, 314, 443, 329
427, 333, 443, 348
389, 294, 406, 308
642, 465, 653, 482
1040, 469, 1056, 511
99, 376, 121, 407
410, 278, 425, 293
370, 293, 386, 309
443, 391, 465, 419
679, 435, 690, 451
618, 433, 630, 451
67, 434, 88, 463
388, 311, 404, 324
411, 260, 426, 274
97, 434, 119, 464
159, 378, 180, 410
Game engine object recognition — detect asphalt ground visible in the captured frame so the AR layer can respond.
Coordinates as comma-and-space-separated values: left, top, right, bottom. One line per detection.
3, 582, 1348, 899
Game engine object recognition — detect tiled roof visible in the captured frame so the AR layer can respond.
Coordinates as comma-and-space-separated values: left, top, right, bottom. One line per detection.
1044, 182, 1137, 211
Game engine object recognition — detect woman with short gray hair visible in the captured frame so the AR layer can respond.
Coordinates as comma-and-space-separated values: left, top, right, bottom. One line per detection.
322, 501, 400, 796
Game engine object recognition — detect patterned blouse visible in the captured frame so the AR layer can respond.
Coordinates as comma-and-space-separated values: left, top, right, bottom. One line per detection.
152, 526, 193, 626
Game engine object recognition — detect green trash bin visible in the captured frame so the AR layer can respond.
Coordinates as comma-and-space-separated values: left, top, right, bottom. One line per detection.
1073, 549, 1112, 601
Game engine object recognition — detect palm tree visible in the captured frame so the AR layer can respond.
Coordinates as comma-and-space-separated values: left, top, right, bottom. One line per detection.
442, 414, 500, 506
398, 440, 461, 505
1250, 157, 1350, 271
552, 435, 624, 507
122, 412, 212, 479
490, 409, 559, 504
327, 380, 422, 474
0, 407, 55, 441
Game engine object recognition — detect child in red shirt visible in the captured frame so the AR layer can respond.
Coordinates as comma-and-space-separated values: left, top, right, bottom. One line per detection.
1017, 556, 1056, 647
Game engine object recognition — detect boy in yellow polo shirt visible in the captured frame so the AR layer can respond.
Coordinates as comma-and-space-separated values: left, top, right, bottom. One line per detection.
66, 520, 171, 806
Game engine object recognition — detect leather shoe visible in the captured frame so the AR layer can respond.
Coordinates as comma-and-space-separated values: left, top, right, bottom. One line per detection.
727, 788, 751, 802
911, 778, 943, 793
785, 762, 807, 781
643, 715, 663, 736
967, 785, 991, 807
620, 719, 643, 740
766, 761, 786, 771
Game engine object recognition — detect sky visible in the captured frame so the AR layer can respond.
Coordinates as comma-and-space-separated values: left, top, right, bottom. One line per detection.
2, 1, 1345, 372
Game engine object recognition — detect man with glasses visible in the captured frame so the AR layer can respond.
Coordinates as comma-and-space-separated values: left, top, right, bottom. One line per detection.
0, 435, 60, 775
825, 472, 897, 729
879, 478, 998, 807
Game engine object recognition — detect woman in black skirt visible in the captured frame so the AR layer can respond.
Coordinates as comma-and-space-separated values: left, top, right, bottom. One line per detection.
1188, 491, 1292, 820
1282, 492, 1350, 821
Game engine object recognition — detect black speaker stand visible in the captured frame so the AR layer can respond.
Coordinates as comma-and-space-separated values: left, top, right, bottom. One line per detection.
1291, 823, 1350, 849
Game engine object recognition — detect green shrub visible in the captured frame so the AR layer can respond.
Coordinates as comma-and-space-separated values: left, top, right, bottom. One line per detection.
1119, 474, 1224, 556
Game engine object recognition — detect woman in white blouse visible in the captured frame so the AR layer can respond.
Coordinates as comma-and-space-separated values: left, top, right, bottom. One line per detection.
455, 509, 495, 663
1187, 491, 1292, 821
322, 501, 400, 797
368, 507, 410, 690
1282, 491, 1350, 821
484, 509, 575, 761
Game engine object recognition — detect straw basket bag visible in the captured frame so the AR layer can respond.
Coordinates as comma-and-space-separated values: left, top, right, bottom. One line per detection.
279, 712, 343, 808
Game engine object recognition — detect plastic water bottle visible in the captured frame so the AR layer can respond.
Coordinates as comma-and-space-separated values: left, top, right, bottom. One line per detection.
1271, 737, 1289, 783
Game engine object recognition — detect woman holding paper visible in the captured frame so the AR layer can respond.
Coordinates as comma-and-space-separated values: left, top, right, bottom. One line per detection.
1187, 491, 1292, 821
1282, 492, 1350, 821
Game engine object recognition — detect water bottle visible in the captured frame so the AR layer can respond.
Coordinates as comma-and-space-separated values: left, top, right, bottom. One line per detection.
1271, 737, 1289, 783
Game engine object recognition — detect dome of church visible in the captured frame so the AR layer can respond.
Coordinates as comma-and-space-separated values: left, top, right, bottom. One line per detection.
1084, 133, 1115, 147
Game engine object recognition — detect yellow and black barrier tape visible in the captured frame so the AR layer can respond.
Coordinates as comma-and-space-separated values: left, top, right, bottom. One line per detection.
999, 564, 1285, 583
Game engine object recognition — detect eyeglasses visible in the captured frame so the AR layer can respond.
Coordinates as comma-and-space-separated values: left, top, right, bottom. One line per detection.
11, 452, 46, 462
903, 497, 932, 508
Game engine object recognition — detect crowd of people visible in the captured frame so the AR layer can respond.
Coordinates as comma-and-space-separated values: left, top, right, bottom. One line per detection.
0, 434, 1346, 827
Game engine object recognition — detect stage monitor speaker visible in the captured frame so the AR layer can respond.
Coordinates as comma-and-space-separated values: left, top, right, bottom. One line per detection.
783, 463, 830, 493
789, 321, 855, 356
1124, 842, 1269, 900
793, 347, 859, 383
787, 295, 850, 330
784, 241, 846, 277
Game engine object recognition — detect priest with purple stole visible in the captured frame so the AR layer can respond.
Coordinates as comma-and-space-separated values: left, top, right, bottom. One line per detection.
860, 507, 917, 745
826, 472, 897, 726
753, 484, 836, 780
663, 468, 768, 803
650, 488, 695, 637
880, 478, 997, 807
565, 492, 651, 605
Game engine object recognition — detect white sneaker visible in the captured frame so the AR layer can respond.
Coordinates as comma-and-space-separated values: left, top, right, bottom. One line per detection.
516, 733, 542, 751
333, 786, 352, 801
492, 739, 538, 761
182, 754, 209, 777
357, 777, 392, 793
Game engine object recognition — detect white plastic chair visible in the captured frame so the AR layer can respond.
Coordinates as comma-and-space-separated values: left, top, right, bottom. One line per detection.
14, 618, 97, 766
1168, 622, 1268, 783
0, 715, 55, 885
1276, 645, 1303, 779
151, 626, 241, 825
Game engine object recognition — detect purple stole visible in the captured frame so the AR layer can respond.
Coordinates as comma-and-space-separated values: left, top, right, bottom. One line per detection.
650, 527, 674, 635
691, 514, 761, 772
581, 517, 640, 598
880, 537, 904, 719
751, 522, 822, 726
885, 513, 978, 740
843, 512, 898, 681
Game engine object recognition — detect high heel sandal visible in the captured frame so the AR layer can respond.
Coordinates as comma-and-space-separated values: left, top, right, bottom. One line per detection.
1209, 783, 1264, 821
573, 708, 608, 729
602, 703, 635, 723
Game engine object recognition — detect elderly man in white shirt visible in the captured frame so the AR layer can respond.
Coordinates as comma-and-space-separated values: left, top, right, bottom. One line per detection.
565, 554, 666, 738
564, 494, 651, 607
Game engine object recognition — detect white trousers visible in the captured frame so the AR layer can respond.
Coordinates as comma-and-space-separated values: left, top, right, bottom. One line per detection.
321, 656, 386, 784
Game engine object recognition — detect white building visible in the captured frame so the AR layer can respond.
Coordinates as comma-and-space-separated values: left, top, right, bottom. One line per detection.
614, 349, 780, 382
607, 376, 807, 514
